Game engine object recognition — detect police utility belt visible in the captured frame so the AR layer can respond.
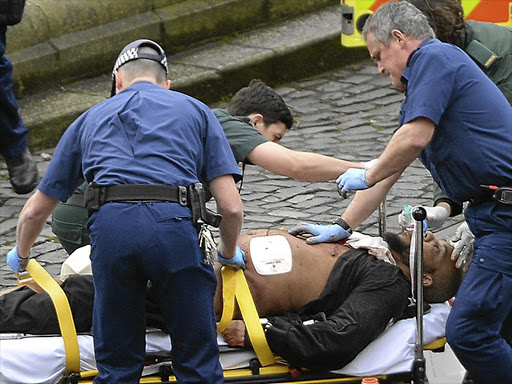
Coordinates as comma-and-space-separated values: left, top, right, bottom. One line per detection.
84, 182, 222, 227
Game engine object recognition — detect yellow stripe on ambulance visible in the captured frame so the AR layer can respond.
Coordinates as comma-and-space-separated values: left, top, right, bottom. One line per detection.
341, 0, 512, 47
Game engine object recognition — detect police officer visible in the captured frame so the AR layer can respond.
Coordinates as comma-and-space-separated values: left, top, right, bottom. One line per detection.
6, 39, 244, 384
51, 79, 363, 255
295, 2, 512, 382
0, 0, 39, 194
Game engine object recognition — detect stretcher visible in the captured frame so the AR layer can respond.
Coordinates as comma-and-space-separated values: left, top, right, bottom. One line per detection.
0, 215, 455, 384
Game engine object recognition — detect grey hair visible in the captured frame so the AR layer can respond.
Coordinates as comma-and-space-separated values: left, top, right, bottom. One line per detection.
362, 0, 435, 46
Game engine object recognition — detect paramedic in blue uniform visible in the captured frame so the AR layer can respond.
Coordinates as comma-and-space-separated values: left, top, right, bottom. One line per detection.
294, 2, 512, 382
396, 0, 512, 265
5, 39, 244, 384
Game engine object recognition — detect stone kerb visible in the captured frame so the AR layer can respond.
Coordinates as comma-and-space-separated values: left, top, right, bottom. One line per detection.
6, 0, 170, 95
6, 0, 337, 96
7, 0, 158, 51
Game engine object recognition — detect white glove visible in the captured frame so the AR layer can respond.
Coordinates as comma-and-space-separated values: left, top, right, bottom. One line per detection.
423, 206, 450, 228
398, 205, 450, 230
450, 222, 474, 272
361, 159, 378, 169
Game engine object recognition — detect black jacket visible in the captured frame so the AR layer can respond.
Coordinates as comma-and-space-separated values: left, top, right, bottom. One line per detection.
265, 249, 410, 370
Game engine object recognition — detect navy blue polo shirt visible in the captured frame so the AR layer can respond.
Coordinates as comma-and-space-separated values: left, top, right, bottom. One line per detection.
39, 81, 241, 202
398, 39, 512, 204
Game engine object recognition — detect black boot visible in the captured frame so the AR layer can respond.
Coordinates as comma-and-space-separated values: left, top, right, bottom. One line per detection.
5, 148, 39, 194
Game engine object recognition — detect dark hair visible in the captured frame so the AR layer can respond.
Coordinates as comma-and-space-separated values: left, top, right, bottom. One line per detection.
384, 232, 460, 304
423, 267, 461, 303
228, 80, 294, 129
406, 0, 466, 45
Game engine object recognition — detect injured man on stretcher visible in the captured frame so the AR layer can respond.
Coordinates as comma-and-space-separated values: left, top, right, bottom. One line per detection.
0, 228, 464, 372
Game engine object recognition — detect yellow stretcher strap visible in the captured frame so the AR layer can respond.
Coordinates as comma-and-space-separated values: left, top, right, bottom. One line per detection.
424, 336, 447, 351
217, 267, 236, 333
17, 260, 80, 375
217, 267, 276, 366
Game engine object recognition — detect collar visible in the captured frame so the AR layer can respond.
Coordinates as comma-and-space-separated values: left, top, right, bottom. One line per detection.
406, 38, 435, 66
401, 38, 436, 90
118, 80, 158, 95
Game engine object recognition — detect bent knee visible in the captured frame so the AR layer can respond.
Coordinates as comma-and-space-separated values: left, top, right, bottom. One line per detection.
446, 314, 494, 353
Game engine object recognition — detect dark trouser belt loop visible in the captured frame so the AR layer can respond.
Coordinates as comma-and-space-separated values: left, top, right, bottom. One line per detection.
178, 186, 188, 206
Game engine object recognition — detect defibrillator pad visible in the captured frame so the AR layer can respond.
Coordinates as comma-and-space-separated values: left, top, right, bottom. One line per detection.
249, 235, 292, 275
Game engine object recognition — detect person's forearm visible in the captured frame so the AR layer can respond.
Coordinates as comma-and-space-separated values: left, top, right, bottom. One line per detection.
17, 191, 60, 257
366, 119, 434, 186
209, 175, 243, 258
249, 142, 363, 182
341, 174, 399, 229
286, 152, 363, 181
432, 181, 462, 216
217, 208, 243, 258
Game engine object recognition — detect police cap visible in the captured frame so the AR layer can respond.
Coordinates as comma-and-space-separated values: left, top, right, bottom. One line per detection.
110, 39, 168, 96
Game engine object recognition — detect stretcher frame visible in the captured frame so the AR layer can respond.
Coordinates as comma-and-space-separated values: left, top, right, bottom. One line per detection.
14, 210, 444, 384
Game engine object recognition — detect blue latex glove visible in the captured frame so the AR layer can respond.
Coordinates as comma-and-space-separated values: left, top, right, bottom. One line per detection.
6, 246, 31, 273
336, 168, 370, 195
217, 246, 246, 270
289, 223, 351, 245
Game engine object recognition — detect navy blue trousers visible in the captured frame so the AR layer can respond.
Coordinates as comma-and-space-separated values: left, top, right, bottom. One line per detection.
446, 201, 512, 383
0, 25, 27, 159
89, 202, 223, 384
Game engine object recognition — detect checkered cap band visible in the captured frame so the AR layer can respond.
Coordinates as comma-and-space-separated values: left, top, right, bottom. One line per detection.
112, 39, 168, 77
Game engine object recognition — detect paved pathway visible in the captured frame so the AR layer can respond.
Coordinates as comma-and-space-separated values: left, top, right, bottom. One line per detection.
0, 61, 462, 288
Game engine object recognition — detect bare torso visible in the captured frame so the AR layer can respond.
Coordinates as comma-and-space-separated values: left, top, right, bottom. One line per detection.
214, 229, 351, 319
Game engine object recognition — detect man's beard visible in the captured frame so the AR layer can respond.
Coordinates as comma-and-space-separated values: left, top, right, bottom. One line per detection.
383, 232, 409, 265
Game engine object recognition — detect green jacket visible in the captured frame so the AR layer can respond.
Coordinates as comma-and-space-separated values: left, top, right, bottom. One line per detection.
461, 20, 512, 104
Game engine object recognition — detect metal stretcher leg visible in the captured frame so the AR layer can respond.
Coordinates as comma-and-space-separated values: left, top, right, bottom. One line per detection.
412, 207, 427, 384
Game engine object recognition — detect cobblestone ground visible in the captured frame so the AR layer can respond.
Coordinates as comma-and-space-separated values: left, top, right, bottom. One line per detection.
0, 61, 462, 288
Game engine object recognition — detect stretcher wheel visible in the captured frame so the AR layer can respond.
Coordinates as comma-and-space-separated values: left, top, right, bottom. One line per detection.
159, 364, 173, 381
63, 373, 80, 384
249, 358, 261, 375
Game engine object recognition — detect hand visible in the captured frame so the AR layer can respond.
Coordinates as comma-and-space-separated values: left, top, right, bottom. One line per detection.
423, 206, 450, 228
450, 222, 474, 272
336, 168, 370, 196
216, 246, 246, 270
6, 246, 31, 273
398, 205, 449, 230
222, 320, 247, 347
288, 223, 351, 244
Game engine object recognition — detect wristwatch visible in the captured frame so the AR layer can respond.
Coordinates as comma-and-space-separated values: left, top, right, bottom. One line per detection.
333, 217, 352, 234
